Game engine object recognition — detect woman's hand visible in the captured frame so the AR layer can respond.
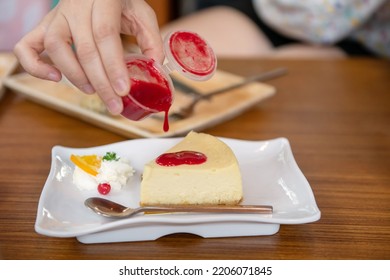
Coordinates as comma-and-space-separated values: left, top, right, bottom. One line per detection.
14, 0, 164, 114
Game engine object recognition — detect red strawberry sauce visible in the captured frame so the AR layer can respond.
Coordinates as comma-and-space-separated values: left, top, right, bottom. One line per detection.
121, 59, 172, 132
156, 151, 207, 166
169, 31, 216, 77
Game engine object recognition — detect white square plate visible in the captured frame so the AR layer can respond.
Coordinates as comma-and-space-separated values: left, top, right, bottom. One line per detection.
35, 137, 320, 243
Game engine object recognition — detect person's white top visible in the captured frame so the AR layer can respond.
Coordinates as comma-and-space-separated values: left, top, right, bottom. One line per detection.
252, 0, 390, 57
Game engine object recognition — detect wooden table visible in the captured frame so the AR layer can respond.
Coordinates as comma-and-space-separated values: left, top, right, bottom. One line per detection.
0, 58, 389, 260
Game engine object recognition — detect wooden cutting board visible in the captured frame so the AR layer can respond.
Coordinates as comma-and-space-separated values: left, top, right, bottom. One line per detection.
4, 69, 276, 138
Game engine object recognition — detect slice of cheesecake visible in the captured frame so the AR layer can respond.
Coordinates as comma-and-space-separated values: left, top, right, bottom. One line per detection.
140, 131, 243, 205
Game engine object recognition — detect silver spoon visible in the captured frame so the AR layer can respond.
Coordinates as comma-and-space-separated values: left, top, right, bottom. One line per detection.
85, 197, 273, 218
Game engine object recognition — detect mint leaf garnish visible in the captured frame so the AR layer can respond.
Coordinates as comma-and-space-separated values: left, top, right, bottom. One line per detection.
103, 152, 119, 161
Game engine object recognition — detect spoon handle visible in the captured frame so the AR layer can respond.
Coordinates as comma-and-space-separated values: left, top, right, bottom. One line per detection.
139, 204, 273, 215
173, 67, 287, 99
198, 67, 288, 100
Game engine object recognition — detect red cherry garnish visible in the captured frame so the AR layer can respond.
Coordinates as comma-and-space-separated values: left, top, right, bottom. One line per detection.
97, 183, 111, 195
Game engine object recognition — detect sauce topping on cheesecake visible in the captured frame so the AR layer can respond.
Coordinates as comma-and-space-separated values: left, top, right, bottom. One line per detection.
156, 151, 207, 166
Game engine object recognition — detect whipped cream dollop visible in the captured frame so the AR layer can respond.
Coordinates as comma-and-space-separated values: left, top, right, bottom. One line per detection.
72, 157, 135, 192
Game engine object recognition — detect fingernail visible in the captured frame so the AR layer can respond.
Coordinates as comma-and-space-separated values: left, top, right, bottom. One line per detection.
48, 72, 61, 82
81, 84, 95, 94
107, 98, 123, 115
114, 78, 129, 96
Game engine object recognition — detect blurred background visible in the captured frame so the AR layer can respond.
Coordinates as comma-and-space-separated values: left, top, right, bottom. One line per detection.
1, 0, 386, 58
0, 0, 54, 51
0, 0, 175, 52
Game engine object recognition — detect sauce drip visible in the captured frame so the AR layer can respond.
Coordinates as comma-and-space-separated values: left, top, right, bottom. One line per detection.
156, 151, 207, 166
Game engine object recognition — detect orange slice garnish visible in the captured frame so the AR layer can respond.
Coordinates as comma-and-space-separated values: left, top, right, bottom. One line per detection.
70, 154, 101, 176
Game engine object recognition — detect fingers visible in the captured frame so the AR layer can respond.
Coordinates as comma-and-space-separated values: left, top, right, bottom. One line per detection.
92, 0, 130, 97
68, 1, 124, 114
13, 11, 62, 82
44, 13, 95, 94
60, 0, 124, 114
121, 0, 164, 64
14, 0, 164, 116
137, 24, 165, 64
